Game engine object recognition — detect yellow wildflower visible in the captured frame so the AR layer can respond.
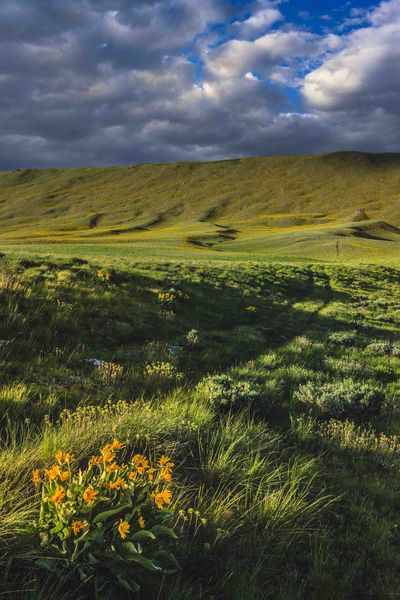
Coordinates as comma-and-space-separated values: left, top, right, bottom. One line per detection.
59, 471, 70, 482
147, 467, 157, 481
153, 489, 172, 510
32, 469, 41, 486
138, 515, 145, 529
109, 477, 126, 491
89, 455, 102, 466
97, 270, 111, 282
160, 468, 172, 483
110, 438, 125, 451
105, 462, 119, 473
100, 444, 116, 464
128, 470, 137, 481
50, 487, 65, 506
159, 455, 174, 468
132, 454, 149, 474
72, 520, 86, 535
83, 485, 98, 504
55, 451, 73, 464
44, 465, 61, 480
118, 519, 130, 539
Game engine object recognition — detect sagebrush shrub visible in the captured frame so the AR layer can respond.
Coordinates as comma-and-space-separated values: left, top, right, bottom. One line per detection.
367, 341, 393, 356
392, 344, 400, 357
367, 341, 400, 358
327, 331, 359, 347
34, 441, 178, 596
295, 379, 385, 419
196, 374, 260, 409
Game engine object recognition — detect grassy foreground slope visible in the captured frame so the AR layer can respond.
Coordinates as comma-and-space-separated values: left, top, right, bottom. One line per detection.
1, 257, 400, 598
1, 151, 400, 265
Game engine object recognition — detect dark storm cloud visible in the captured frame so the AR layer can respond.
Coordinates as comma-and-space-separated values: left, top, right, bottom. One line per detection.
0, 0, 399, 168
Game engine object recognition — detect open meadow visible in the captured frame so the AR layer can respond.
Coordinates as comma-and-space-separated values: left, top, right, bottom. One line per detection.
0, 153, 400, 599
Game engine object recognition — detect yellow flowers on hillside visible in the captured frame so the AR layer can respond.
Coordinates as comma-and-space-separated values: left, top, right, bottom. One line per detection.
158, 291, 177, 305
100, 443, 116, 464
83, 485, 98, 504
50, 486, 65, 506
55, 451, 74, 464
132, 453, 149, 474
109, 477, 126, 490
97, 269, 111, 282
72, 520, 86, 535
34, 440, 178, 595
44, 464, 61, 480
157, 288, 189, 306
118, 519, 130, 539
32, 468, 40, 486
110, 437, 125, 451
153, 489, 172, 510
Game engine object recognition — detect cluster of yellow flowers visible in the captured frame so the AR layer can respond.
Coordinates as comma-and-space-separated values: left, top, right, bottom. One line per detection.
34, 439, 174, 540
157, 291, 177, 305
97, 269, 111, 282
96, 361, 124, 383
157, 288, 189, 305
144, 361, 182, 381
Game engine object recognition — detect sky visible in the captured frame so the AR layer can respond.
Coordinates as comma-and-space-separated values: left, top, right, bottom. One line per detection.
0, 0, 399, 169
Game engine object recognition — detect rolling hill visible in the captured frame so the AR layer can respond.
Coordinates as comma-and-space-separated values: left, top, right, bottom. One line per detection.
0, 151, 399, 263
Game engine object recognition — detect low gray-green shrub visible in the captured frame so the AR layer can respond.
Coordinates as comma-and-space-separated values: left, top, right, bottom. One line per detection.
196, 374, 260, 410
327, 331, 359, 347
367, 341, 393, 356
294, 379, 385, 419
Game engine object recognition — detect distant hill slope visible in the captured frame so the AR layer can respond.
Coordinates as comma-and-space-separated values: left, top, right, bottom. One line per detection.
0, 151, 399, 243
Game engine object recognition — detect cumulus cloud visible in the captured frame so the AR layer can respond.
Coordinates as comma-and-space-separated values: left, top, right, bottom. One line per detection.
231, 0, 283, 39
205, 30, 342, 80
0, 0, 399, 169
303, 9, 400, 113
301, 0, 400, 153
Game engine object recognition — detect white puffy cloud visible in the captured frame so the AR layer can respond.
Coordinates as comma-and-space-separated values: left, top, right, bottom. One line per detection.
303, 7, 400, 114
232, 0, 283, 39
205, 30, 342, 80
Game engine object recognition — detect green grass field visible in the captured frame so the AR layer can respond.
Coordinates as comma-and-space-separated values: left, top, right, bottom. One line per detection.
1, 153, 400, 599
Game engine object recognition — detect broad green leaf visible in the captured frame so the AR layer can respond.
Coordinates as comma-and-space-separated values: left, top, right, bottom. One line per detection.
50, 522, 63, 535
126, 554, 162, 572
130, 529, 156, 542
116, 574, 140, 592
119, 541, 139, 559
150, 525, 177, 539
92, 498, 132, 525
72, 529, 103, 561
153, 549, 180, 570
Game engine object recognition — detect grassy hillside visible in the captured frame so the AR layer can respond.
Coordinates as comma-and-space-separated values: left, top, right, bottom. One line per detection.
1, 151, 400, 265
